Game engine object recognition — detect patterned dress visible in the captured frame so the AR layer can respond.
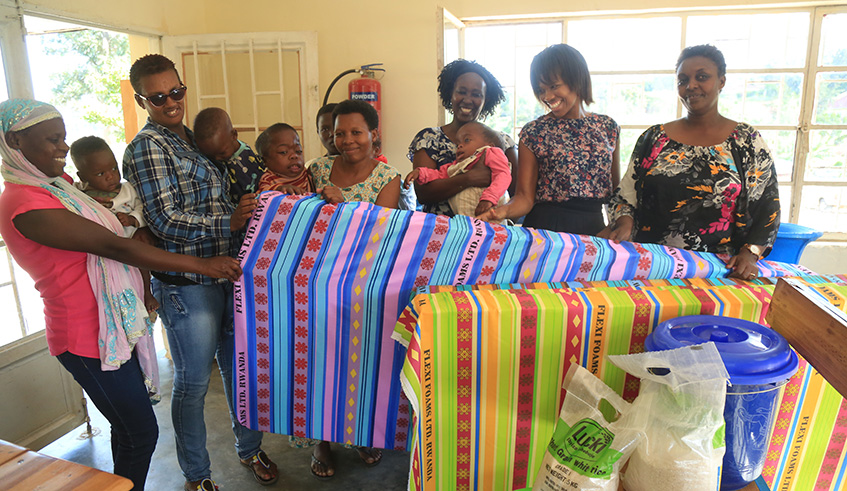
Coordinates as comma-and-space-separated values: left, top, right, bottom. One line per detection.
520, 112, 619, 234
608, 123, 780, 255
310, 156, 400, 204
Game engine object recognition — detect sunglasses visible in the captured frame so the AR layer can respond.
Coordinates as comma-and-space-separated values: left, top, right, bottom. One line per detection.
136, 85, 187, 107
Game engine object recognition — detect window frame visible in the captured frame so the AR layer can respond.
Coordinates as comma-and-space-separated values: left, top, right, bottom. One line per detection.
457, 4, 847, 241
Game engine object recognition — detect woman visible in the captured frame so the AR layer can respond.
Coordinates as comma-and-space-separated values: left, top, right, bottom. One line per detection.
0, 99, 242, 490
310, 99, 401, 207
478, 44, 621, 235
407, 59, 517, 216
297, 98, 398, 479
598, 45, 780, 280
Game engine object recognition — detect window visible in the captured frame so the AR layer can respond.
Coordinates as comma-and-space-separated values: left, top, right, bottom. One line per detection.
458, 6, 847, 239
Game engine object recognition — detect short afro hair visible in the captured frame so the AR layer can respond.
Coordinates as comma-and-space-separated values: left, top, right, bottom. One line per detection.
193, 107, 232, 142
677, 44, 727, 77
438, 59, 505, 119
315, 103, 338, 128
70, 135, 111, 170
129, 54, 181, 94
333, 99, 379, 131
255, 123, 298, 158
530, 44, 593, 106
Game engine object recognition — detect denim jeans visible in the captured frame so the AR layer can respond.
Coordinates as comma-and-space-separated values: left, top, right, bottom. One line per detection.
56, 350, 158, 491
152, 280, 263, 482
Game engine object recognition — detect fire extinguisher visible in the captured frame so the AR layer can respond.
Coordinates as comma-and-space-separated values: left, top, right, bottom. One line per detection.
323, 63, 385, 134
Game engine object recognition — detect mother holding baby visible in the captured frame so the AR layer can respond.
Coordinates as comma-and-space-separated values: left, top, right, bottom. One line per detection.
407, 59, 518, 216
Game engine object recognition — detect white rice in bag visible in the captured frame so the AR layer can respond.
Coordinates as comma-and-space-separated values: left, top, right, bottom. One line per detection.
608, 342, 729, 491
532, 363, 642, 491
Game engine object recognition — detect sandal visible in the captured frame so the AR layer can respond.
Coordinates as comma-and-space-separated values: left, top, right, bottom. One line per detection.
354, 446, 383, 467
184, 478, 218, 491
240, 449, 279, 485
310, 453, 335, 481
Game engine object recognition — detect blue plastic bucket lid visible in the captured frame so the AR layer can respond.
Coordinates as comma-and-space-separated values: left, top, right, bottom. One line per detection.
645, 315, 799, 385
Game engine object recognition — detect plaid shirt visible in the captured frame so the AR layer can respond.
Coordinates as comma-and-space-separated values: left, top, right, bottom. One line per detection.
123, 118, 235, 285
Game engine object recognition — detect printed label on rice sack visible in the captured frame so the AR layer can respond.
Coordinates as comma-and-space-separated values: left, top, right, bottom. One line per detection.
534, 417, 624, 491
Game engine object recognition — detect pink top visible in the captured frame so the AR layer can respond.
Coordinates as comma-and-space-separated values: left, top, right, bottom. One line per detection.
0, 180, 100, 358
415, 146, 511, 204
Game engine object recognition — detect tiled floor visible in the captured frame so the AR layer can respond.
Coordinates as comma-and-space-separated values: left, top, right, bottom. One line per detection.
40, 332, 410, 491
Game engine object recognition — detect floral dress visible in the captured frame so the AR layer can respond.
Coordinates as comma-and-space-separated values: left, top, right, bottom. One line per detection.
309, 156, 400, 204
520, 112, 619, 203
608, 123, 780, 255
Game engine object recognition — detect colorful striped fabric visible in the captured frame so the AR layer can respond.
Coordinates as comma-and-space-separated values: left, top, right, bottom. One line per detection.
232, 193, 812, 451
394, 279, 847, 491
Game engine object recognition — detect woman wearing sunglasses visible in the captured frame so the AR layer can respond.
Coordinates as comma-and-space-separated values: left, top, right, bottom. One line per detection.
124, 54, 277, 491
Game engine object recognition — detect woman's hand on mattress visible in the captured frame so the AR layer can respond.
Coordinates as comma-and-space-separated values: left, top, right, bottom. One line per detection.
476, 204, 505, 223
317, 185, 345, 205
231, 192, 258, 231
726, 248, 760, 280
598, 216, 634, 243
199, 256, 243, 282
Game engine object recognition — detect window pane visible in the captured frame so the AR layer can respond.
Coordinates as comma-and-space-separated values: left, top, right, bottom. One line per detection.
798, 186, 847, 233
24, 16, 131, 172
819, 13, 847, 67
720, 73, 802, 125
759, 130, 796, 182
686, 13, 809, 69
593, 74, 677, 126
568, 18, 681, 71
620, 128, 648, 168
813, 72, 847, 124
805, 130, 847, 182
0, 43, 7, 101
779, 185, 792, 217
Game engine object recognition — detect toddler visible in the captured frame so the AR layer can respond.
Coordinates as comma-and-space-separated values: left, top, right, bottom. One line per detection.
194, 107, 265, 203
404, 121, 511, 217
255, 123, 315, 194
71, 136, 158, 312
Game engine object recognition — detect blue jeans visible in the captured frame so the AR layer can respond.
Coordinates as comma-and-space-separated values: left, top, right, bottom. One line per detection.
152, 280, 263, 482
56, 351, 158, 491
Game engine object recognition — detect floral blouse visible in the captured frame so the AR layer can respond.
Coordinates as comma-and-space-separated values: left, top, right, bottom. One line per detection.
520, 112, 619, 203
309, 156, 400, 204
408, 126, 516, 215
608, 123, 780, 255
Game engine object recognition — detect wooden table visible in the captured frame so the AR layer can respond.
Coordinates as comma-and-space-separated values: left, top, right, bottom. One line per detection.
0, 440, 132, 491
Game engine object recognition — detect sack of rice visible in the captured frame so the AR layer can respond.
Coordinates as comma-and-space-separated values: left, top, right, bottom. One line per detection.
608, 343, 729, 491
532, 363, 642, 491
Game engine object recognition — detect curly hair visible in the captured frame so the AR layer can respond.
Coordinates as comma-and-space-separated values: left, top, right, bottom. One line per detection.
437, 59, 505, 119
677, 44, 727, 77
129, 54, 180, 94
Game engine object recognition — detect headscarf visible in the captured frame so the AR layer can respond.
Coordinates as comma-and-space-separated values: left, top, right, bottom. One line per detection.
0, 99, 159, 401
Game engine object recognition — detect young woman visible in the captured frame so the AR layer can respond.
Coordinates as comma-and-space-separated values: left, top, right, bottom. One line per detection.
598, 45, 780, 280
407, 59, 518, 215
479, 44, 621, 235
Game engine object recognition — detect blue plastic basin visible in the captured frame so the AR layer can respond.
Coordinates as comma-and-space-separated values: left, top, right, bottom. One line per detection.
767, 223, 823, 264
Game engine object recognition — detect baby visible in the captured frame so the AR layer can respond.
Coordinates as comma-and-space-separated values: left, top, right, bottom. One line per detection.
71, 136, 158, 312
404, 121, 511, 217
194, 107, 265, 203
255, 123, 315, 194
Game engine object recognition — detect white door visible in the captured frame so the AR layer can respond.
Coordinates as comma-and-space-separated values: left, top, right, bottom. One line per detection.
0, 5, 87, 450
162, 31, 321, 161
